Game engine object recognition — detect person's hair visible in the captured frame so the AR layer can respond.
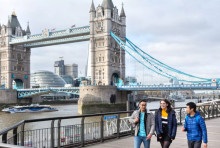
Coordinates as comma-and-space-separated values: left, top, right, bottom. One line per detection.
139, 99, 147, 104
160, 99, 172, 112
186, 102, 197, 112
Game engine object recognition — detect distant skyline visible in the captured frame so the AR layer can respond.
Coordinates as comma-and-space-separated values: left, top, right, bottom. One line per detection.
1, 0, 220, 84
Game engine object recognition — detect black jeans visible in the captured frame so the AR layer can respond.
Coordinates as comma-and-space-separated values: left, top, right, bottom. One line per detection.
188, 140, 202, 148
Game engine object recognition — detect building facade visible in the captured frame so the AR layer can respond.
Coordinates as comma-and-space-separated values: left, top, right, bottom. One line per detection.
0, 12, 31, 89
90, 0, 126, 86
64, 64, 78, 78
54, 57, 65, 76
30, 70, 66, 88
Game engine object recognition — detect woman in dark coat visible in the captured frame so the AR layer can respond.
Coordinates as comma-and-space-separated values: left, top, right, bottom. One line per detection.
155, 99, 177, 148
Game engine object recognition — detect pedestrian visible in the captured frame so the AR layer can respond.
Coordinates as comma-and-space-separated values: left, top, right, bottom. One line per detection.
182, 102, 208, 148
129, 99, 155, 148
155, 99, 177, 148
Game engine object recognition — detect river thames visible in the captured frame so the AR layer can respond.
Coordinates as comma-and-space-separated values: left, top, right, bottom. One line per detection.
0, 99, 202, 132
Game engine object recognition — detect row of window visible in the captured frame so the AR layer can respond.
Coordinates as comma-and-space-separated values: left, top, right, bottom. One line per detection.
14, 66, 24, 71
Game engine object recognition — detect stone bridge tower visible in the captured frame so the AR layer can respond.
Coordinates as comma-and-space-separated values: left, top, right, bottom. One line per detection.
0, 12, 31, 89
90, 0, 126, 86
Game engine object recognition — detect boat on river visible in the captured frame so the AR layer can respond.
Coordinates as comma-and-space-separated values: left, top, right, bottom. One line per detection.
1, 104, 58, 113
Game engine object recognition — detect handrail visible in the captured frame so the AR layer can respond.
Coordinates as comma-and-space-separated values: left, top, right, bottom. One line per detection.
0, 120, 25, 135
24, 110, 134, 123
0, 105, 219, 147
0, 110, 134, 135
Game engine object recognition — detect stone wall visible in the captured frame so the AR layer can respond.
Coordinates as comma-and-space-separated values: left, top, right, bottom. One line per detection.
78, 85, 131, 114
0, 89, 17, 103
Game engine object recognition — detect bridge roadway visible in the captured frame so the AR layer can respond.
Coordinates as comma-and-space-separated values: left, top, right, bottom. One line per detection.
16, 83, 219, 98
87, 118, 220, 148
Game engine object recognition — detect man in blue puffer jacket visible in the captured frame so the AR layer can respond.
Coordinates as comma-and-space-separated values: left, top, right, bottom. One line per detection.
182, 102, 208, 148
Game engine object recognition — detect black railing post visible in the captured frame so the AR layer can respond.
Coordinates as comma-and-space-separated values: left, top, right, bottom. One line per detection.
180, 108, 182, 125
13, 127, 18, 145
21, 123, 25, 146
2, 132, 7, 143
100, 115, 104, 142
212, 105, 214, 118
57, 119, 61, 148
81, 117, 85, 147
208, 106, 210, 119
51, 120, 55, 148
203, 106, 206, 120
131, 125, 133, 135
117, 113, 120, 139
217, 105, 219, 117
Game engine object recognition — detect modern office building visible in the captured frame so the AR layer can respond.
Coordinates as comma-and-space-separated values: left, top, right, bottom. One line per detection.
54, 57, 65, 76
54, 58, 78, 86
64, 64, 78, 78
30, 70, 66, 88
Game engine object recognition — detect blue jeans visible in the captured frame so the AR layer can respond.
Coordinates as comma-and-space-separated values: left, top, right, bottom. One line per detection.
134, 136, 151, 148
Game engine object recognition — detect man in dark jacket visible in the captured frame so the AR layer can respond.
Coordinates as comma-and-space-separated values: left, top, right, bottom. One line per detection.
182, 102, 208, 148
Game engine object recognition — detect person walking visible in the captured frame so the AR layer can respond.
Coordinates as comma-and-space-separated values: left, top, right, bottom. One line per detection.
182, 102, 208, 148
155, 99, 177, 148
129, 99, 155, 148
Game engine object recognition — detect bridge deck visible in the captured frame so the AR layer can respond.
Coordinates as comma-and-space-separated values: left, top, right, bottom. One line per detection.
87, 118, 220, 148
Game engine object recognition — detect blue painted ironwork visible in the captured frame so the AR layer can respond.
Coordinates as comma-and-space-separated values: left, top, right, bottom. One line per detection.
17, 83, 220, 98
9, 26, 90, 48
110, 31, 219, 84
17, 87, 79, 98
118, 83, 219, 91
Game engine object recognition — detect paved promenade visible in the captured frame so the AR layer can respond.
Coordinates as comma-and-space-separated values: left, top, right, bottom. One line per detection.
87, 118, 220, 148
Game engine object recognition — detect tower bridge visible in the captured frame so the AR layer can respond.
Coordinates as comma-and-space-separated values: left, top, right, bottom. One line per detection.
0, 0, 126, 89
0, 0, 219, 114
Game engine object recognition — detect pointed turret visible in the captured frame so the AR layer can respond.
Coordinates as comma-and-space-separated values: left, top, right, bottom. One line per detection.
102, 0, 114, 9
120, 4, 126, 17
26, 22, 31, 35
9, 11, 22, 35
7, 16, 11, 28
12, 11, 16, 16
90, 0, 96, 12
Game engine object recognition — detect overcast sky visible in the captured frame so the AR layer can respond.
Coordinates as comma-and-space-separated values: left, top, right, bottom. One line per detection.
0, 0, 219, 84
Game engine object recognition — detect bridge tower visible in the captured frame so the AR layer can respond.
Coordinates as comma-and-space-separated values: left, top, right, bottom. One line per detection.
90, 0, 126, 86
0, 12, 31, 89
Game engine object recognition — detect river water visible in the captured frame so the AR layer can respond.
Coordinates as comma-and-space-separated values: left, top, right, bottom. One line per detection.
0, 99, 201, 131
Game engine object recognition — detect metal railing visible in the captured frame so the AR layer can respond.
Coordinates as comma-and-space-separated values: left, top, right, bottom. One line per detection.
0, 105, 219, 148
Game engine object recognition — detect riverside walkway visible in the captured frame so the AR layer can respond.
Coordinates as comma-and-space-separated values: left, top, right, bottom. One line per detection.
88, 118, 220, 148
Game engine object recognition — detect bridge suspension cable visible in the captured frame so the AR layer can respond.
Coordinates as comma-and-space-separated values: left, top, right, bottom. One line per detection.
110, 31, 212, 84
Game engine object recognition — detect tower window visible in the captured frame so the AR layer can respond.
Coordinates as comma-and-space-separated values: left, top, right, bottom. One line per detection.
98, 13, 102, 17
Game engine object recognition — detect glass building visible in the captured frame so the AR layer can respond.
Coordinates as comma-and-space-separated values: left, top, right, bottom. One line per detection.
30, 70, 66, 88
